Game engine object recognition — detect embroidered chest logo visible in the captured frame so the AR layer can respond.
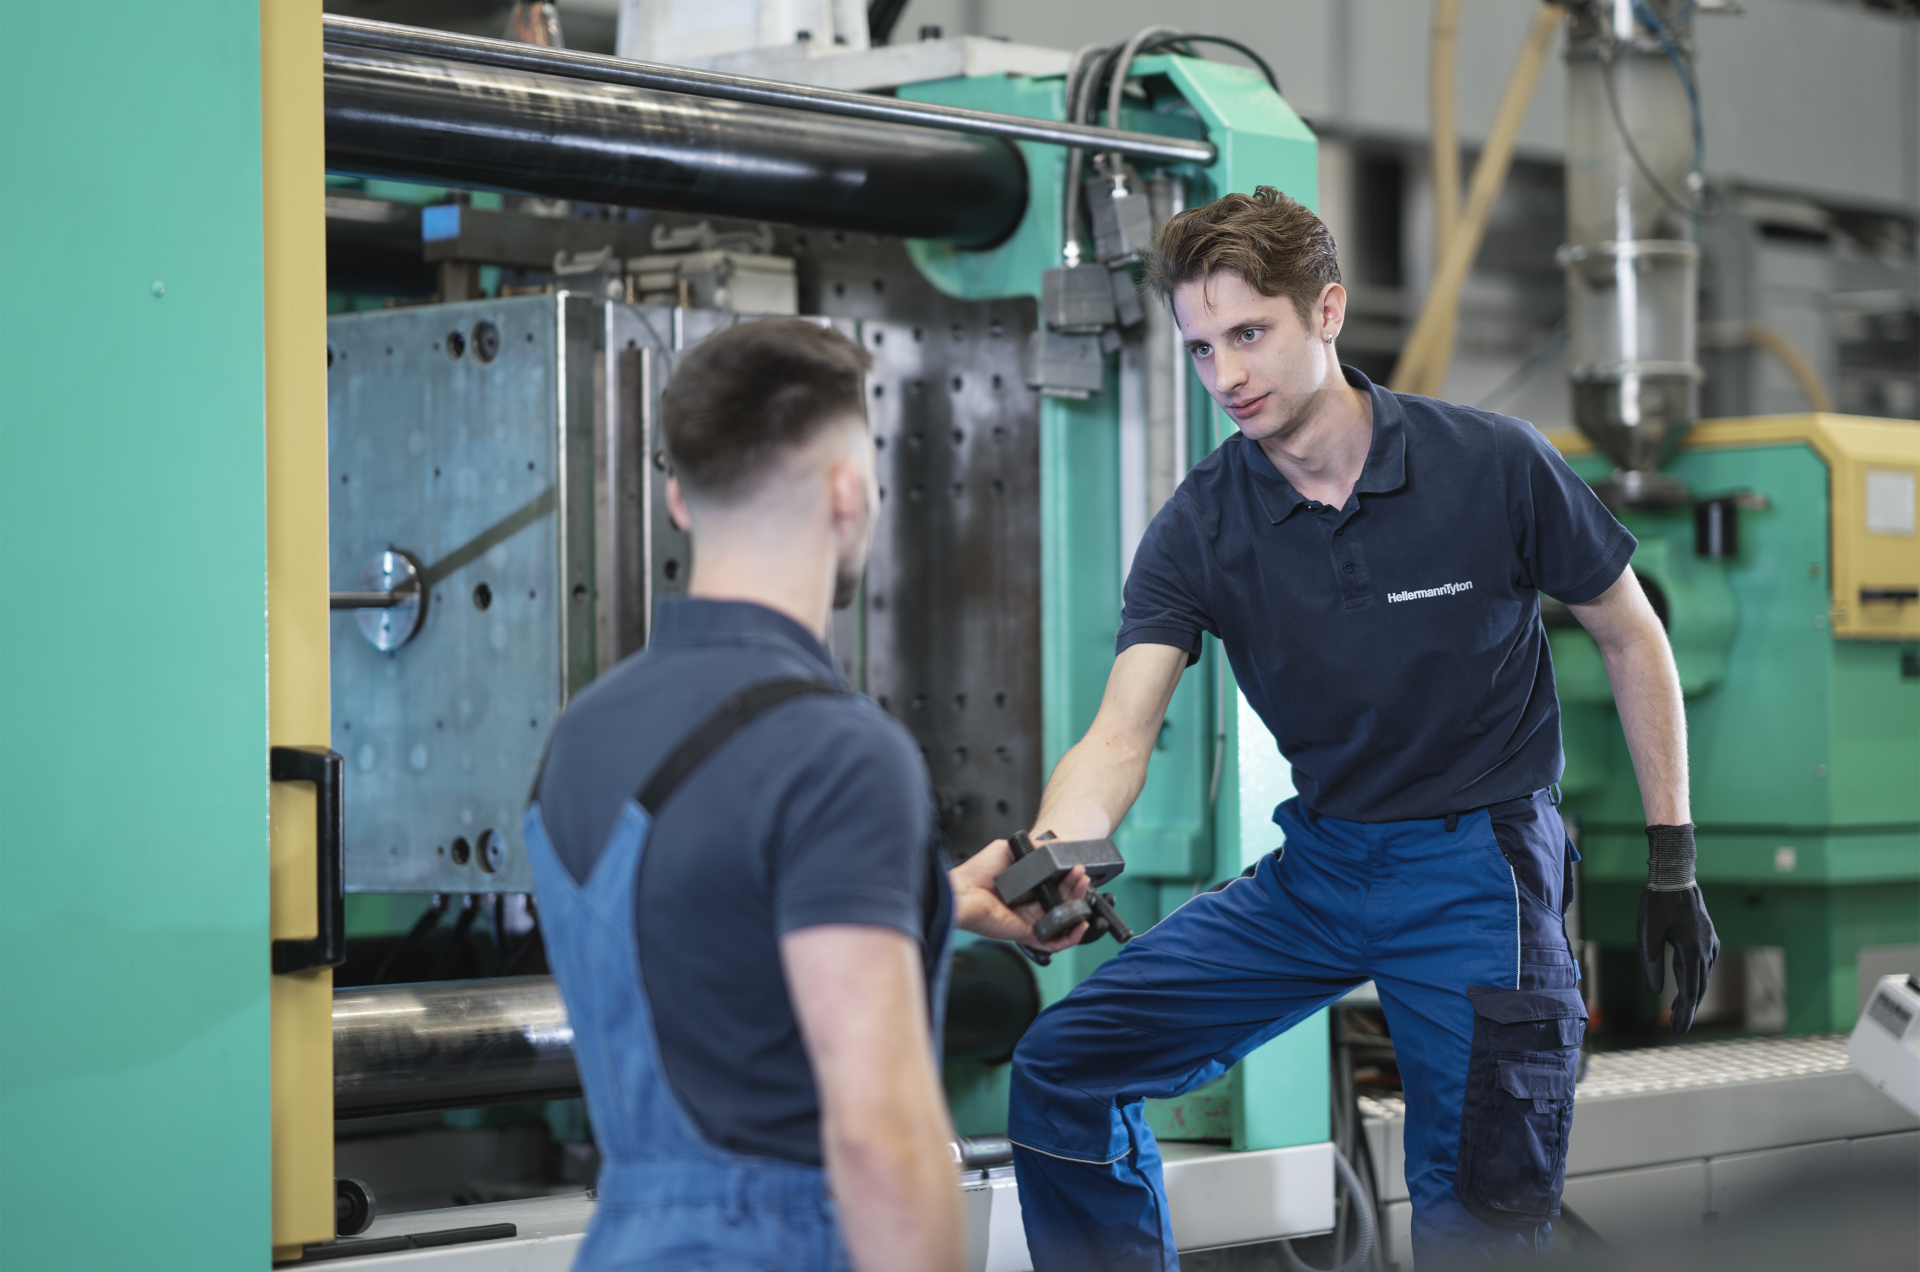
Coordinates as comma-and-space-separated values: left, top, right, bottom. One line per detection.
1388, 580, 1474, 603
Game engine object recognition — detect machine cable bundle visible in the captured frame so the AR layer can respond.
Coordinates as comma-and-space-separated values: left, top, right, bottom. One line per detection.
1028, 26, 1284, 395
1058, 28, 1281, 269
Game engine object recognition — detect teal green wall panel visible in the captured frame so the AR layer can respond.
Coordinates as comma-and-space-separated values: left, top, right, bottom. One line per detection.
1, 3, 271, 1268
1232, 1011, 1330, 1151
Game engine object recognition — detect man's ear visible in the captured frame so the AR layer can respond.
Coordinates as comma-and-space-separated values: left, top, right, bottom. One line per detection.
665, 475, 692, 532
825, 454, 866, 533
1317, 282, 1349, 343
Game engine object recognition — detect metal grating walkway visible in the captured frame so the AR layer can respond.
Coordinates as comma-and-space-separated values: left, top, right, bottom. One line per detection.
1357, 1032, 1856, 1121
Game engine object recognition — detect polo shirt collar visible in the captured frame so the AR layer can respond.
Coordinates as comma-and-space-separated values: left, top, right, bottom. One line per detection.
1243, 365, 1409, 524
650, 595, 843, 685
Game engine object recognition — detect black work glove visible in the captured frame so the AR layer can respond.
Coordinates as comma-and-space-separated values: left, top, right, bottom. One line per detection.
1639, 823, 1721, 1033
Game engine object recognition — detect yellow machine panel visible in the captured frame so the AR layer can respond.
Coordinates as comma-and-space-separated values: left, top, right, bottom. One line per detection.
1548, 414, 1920, 640
1687, 415, 1920, 641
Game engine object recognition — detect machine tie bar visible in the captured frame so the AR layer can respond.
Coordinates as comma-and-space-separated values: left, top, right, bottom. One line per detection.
321, 15, 1216, 168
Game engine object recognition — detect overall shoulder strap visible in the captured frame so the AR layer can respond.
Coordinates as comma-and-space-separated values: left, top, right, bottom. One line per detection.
636, 678, 842, 816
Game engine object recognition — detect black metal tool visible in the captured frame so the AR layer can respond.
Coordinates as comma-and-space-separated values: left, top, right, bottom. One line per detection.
999, 830, 1134, 954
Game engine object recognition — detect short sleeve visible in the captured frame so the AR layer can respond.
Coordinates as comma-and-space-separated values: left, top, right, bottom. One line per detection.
1505, 421, 1637, 604
769, 702, 933, 941
1117, 498, 1216, 664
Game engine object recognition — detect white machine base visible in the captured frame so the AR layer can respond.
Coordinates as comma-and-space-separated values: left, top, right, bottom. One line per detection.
311, 1141, 1334, 1270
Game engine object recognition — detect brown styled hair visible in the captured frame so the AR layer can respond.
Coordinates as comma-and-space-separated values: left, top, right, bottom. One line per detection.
662, 318, 872, 502
1144, 186, 1341, 322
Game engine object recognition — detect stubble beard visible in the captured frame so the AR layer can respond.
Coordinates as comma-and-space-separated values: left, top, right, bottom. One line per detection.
832, 553, 865, 610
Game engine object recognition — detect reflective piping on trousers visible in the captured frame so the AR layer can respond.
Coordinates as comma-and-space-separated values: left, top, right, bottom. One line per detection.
1007, 1137, 1129, 1167
1507, 861, 1521, 989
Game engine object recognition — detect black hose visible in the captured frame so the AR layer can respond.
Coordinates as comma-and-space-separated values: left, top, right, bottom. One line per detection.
1057, 26, 1285, 263
1060, 42, 1114, 262
372, 893, 449, 985
1597, 51, 1700, 220
429, 894, 481, 980
1136, 34, 1283, 96
866, 0, 911, 45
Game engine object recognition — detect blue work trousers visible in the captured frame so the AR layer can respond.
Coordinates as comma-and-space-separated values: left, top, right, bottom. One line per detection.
1008, 793, 1584, 1270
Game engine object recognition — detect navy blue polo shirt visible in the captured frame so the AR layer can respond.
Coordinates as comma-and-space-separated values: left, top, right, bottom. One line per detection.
536, 597, 948, 1166
1119, 367, 1635, 822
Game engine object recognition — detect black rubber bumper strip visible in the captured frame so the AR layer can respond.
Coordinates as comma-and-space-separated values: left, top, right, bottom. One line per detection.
291, 1222, 518, 1262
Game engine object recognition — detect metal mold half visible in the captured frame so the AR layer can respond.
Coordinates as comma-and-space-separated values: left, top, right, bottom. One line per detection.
801, 234, 1045, 855
329, 242, 1043, 887
328, 294, 622, 893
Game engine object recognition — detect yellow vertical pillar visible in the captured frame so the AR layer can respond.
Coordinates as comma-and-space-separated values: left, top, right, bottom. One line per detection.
262, 0, 334, 1258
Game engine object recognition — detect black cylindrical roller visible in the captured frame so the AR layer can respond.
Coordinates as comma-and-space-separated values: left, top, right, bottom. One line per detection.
323, 46, 1029, 249
335, 1177, 377, 1237
943, 942, 1042, 1064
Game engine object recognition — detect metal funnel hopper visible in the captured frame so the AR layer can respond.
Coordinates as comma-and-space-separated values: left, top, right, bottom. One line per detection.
1572, 370, 1697, 509
1561, 0, 1704, 512
1560, 239, 1703, 509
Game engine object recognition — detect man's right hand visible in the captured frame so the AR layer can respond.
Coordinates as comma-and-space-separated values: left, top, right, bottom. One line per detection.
951, 838, 1090, 952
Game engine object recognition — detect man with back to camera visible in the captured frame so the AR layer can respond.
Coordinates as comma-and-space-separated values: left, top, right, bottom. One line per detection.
524, 319, 1091, 1271
999, 188, 1720, 1268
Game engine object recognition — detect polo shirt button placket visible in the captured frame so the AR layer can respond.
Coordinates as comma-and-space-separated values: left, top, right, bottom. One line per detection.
1334, 513, 1371, 607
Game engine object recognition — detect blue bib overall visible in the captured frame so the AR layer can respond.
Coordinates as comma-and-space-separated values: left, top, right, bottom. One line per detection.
525, 674, 959, 1271
524, 795, 854, 1271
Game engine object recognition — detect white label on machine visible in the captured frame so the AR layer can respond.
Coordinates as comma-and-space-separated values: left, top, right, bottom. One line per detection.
1864, 468, 1915, 536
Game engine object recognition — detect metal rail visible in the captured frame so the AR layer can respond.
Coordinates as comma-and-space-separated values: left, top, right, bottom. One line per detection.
321, 15, 1216, 168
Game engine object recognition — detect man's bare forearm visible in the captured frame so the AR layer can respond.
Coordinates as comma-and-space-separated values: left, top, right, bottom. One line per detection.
824, 1115, 963, 1272
1598, 630, 1690, 825
1572, 572, 1690, 826
783, 927, 963, 1272
1030, 643, 1190, 840
1032, 731, 1155, 840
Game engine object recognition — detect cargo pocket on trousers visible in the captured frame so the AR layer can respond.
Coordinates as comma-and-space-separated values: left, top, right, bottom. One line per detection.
1454, 984, 1585, 1229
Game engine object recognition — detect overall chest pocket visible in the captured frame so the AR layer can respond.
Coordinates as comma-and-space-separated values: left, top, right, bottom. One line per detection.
1454, 985, 1586, 1229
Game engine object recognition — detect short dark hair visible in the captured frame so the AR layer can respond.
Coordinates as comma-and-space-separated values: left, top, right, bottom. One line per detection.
1144, 186, 1341, 322
663, 319, 872, 501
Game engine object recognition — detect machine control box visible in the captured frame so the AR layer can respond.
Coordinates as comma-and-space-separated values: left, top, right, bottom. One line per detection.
1849, 973, 1920, 1119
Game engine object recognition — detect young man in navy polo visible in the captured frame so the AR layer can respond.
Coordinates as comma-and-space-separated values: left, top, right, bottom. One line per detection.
1003, 188, 1719, 1268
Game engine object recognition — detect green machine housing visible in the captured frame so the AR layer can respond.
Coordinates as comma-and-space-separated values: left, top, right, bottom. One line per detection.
1549, 415, 1920, 1035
